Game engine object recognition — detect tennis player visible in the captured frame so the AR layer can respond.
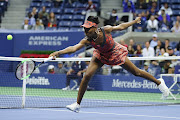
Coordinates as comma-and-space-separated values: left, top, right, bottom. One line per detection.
49, 16, 169, 112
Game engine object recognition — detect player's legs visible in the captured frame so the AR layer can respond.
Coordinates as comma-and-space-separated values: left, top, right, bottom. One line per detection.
66, 57, 103, 112
121, 56, 161, 85
77, 56, 104, 104
121, 56, 169, 99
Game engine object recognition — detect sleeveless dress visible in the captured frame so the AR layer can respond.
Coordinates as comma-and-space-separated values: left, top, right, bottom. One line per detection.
88, 28, 128, 66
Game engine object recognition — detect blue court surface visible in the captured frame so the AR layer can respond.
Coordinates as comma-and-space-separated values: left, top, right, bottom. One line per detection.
1, 105, 180, 120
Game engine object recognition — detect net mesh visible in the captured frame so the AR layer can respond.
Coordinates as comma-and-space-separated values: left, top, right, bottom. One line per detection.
0, 56, 180, 108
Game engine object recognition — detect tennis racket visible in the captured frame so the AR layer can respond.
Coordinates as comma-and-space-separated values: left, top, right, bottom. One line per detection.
15, 57, 53, 80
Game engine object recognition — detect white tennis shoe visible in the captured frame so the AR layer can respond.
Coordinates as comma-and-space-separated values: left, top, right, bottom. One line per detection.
158, 78, 170, 99
62, 86, 70, 90
66, 102, 80, 113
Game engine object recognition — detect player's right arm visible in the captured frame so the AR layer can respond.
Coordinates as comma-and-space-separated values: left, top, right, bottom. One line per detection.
49, 38, 89, 58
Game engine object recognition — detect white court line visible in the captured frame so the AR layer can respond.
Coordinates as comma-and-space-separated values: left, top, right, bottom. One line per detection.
26, 108, 180, 119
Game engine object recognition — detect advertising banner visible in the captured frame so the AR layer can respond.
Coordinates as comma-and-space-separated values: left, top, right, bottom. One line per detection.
13, 31, 84, 56
0, 72, 176, 93
0, 30, 84, 57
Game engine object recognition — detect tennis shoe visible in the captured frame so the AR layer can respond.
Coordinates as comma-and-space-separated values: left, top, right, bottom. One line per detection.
62, 86, 70, 90
66, 102, 80, 113
76, 87, 79, 91
158, 78, 169, 99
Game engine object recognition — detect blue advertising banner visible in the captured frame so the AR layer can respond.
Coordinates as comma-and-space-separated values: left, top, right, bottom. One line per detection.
0, 72, 176, 93
90, 75, 173, 93
175, 65, 180, 74
13, 31, 84, 57
0, 30, 84, 57
0, 32, 14, 56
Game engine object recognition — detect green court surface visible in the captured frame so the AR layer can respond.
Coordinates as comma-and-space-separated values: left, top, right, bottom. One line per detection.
1, 86, 180, 105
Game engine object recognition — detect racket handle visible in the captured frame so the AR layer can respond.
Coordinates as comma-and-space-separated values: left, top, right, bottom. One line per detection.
43, 56, 53, 63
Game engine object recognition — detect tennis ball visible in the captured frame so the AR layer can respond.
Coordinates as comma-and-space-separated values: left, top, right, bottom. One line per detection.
7, 34, 13, 40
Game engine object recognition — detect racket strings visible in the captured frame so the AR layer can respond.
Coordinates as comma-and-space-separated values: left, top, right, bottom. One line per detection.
16, 60, 35, 80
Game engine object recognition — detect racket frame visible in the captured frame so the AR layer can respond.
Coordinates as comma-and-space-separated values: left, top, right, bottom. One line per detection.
15, 57, 53, 80
15, 59, 43, 80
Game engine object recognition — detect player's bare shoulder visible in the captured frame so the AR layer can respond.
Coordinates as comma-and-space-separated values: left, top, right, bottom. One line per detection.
103, 25, 113, 33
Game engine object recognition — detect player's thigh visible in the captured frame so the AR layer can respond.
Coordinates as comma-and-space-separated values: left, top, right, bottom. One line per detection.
85, 56, 103, 77
121, 56, 139, 74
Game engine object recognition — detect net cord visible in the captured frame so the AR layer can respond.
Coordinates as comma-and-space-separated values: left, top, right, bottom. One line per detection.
0, 56, 180, 62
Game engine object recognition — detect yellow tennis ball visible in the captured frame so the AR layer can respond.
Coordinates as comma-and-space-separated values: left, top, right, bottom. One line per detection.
7, 34, 13, 40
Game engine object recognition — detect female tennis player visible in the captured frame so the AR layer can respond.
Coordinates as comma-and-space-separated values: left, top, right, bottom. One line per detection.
49, 16, 169, 112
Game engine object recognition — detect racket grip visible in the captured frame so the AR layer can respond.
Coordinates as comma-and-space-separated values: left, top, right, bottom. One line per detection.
43, 56, 53, 63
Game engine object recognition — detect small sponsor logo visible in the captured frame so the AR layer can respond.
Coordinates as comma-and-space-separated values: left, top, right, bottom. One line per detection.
28, 36, 69, 46
27, 76, 50, 85
112, 79, 158, 89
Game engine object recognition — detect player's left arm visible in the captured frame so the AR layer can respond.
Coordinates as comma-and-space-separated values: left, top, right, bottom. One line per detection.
104, 17, 141, 32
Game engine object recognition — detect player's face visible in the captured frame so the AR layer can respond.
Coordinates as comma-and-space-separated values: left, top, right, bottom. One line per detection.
84, 27, 98, 40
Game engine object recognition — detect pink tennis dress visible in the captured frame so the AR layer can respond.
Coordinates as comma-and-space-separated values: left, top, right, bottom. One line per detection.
89, 28, 128, 66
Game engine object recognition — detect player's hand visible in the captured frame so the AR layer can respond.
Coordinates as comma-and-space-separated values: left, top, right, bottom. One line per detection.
49, 51, 59, 59
135, 17, 141, 24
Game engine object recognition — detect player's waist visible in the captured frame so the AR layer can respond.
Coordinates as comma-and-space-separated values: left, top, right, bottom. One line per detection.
98, 43, 116, 55
103, 43, 116, 53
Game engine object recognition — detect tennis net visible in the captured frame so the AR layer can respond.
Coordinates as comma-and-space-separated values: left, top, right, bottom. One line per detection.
0, 56, 180, 108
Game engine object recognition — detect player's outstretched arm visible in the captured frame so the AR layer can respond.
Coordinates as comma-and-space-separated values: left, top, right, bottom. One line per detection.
49, 39, 88, 58
105, 17, 141, 32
